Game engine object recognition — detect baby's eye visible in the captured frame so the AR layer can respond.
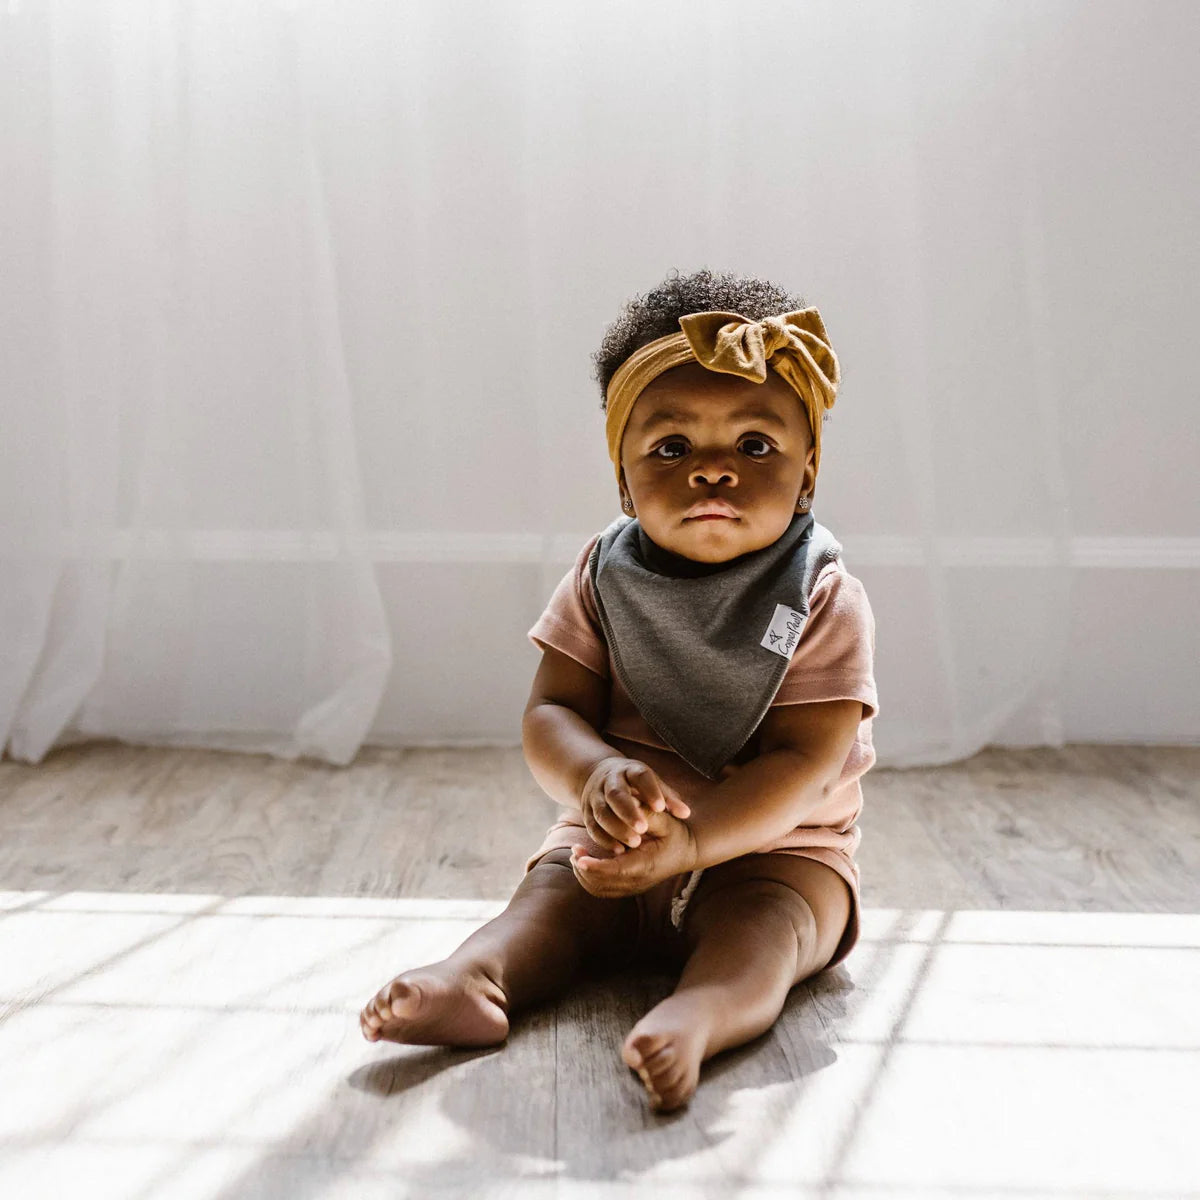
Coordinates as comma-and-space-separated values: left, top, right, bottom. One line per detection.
652, 436, 774, 461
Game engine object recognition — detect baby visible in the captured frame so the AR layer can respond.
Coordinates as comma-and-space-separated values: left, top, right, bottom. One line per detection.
360, 268, 879, 1113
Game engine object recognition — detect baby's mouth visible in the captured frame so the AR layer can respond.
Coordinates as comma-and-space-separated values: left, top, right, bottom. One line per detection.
683, 501, 741, 521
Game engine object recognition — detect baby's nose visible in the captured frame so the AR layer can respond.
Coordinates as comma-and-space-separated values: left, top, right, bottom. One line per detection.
689, 451, 739, 486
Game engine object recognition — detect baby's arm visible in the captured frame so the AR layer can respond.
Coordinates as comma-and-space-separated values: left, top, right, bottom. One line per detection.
684, 698, 863, 870
522, 645, 688, 850
523, 645, 619, 807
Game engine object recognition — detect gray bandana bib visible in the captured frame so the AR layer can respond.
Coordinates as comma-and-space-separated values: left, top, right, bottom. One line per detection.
588, 510, 842, 780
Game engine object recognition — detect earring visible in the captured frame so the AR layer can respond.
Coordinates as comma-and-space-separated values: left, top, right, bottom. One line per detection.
798, 496, 811, 511
622, 497, 633, 512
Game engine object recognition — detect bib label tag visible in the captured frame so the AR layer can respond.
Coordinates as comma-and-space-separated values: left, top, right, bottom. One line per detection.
761, 603, 807, 660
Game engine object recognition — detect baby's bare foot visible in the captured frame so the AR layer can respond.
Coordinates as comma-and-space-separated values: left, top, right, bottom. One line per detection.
621, 1000, 711, 1112
359, 960, 509, 1047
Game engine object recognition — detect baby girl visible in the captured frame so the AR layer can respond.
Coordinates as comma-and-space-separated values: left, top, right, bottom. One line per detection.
360, 267, 879, 1113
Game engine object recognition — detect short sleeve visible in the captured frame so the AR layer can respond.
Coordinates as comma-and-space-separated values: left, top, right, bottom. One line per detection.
527, 533, 611, 680
772, 561, 879, 719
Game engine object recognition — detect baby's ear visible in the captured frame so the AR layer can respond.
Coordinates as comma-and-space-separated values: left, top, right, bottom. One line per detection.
618, 472, 633, 512
799, 451, 816, 497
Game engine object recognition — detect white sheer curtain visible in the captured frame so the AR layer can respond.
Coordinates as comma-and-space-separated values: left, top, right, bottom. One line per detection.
2, 1, 1196, 768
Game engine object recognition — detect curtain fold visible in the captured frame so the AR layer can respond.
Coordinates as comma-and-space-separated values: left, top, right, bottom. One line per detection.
1, 0, 392, 765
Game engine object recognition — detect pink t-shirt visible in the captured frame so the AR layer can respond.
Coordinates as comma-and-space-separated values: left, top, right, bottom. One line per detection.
526, 529, 880, 884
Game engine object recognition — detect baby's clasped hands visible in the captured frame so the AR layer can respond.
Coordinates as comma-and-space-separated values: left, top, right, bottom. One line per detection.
578, 756, 690, 853
572, 757, 697, 898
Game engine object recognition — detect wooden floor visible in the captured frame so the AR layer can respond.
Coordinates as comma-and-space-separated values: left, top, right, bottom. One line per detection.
1, 740, 1197, 1199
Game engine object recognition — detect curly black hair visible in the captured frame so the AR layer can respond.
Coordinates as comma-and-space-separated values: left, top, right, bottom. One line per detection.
592, 267, 807, 410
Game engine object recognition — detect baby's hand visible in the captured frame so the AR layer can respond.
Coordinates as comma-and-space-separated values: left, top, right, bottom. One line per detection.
572, 803, 699, 897
579, 756, 691, 855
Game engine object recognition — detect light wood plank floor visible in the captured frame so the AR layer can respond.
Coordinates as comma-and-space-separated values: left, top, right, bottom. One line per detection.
1, 740, 1197, 1199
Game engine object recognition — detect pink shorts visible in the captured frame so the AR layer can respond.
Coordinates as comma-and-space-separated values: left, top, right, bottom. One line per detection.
525, 813, 862, 973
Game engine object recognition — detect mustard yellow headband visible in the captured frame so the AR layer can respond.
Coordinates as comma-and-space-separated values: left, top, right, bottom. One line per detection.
604, 307, 841, 486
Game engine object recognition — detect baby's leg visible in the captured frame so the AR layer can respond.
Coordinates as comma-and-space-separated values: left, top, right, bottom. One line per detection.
622, 854, 851, 1111
360, 846, 638, 1047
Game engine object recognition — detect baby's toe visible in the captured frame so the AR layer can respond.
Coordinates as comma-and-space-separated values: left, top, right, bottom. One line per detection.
654, 1078, 694, 1112
364, 987, 399, 1028
639, 1042, 677, 1070
374, 984, 404, 1018
385, 979, 422, 1019
647, 1060, 685, 1094
622, 1030, 669, 1070
648, 1060, 694, 1110
644, 1050, 685, 1089
622, 1027, 700, 1112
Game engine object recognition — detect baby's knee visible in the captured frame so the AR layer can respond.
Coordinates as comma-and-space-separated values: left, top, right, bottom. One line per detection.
521, 847, 617, 907
688, 877, 819, 961
523, 846, 581, 888
518, 846, 640, 965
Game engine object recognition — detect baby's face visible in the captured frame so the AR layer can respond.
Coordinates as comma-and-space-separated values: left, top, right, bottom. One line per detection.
619, 361, 816, 564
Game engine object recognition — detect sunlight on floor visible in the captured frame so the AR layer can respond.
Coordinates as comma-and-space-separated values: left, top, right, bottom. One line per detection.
1, 890, 1197, 1199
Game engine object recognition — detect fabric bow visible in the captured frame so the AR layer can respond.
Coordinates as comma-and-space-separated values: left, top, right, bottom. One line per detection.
677, 309, 840, 409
